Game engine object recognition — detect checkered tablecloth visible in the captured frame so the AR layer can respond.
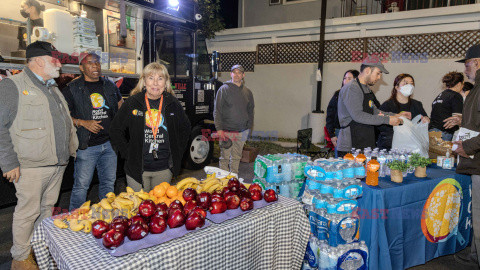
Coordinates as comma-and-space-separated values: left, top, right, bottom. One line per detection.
32, 196, 310, 270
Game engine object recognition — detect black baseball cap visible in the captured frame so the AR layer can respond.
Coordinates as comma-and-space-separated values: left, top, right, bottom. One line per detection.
457, 44, 480, 63
26, 41, 59, 59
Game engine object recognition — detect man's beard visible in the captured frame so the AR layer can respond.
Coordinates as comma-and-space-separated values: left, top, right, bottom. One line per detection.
45, 61, 60, 79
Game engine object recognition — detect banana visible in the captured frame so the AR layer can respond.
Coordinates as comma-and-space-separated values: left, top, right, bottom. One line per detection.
127, 194, 142, 209
202, 179, 220, 192
135, 190, 150, 200
82, 220, 92, 233
176, 177, 200, 190
99, 198, 113, 210
115, 197, 134, 207
111, 200, 122, 210
106, 192, 116, 199
78, 200, 91, 210
53, 219, 68, 229
126, 186, 135, 194
207, 183, 222, 193
69, 219, 84, 232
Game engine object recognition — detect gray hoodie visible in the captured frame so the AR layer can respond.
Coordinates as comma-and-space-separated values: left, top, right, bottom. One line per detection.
214, 81, 254, 132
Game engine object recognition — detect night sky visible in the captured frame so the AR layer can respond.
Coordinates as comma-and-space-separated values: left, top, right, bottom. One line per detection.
219, 0, 239, 29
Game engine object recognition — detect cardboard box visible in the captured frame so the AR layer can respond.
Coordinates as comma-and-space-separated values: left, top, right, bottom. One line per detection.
241, 147, 259, 163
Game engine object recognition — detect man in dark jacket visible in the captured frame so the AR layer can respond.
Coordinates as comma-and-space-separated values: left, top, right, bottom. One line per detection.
62, 53, 123, 211
453, 44, 480, 267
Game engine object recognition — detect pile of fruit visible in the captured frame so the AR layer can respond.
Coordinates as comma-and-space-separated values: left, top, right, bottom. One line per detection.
52, 176, 278, 250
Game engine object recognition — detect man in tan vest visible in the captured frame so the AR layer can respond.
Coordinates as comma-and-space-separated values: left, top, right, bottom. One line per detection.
0, 41, 78, 270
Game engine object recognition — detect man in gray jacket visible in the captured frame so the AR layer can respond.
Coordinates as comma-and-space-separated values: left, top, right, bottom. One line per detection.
214, 64, 255, 174
0, 41, 78, 269
337, 58, 404, 156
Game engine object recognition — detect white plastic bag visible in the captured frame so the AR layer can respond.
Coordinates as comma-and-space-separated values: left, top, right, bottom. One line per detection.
391, 115, 429, 157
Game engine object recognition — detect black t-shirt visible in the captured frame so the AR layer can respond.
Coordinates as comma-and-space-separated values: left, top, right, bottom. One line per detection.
429, 89, 463, 133
377, 99, 428, 150
143, 97, 171, 171
86, 81, 114, 146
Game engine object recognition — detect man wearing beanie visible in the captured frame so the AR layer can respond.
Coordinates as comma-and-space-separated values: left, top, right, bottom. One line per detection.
0, 41, 78, 269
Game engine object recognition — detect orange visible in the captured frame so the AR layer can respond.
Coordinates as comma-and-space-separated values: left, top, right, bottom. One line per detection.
160, 182, 170, 190
153, 185, 166, 198
157, 196, 166, 204
176, 195, 186, 205
149, 190, 155, 198
166, 186, 178, 198
165, 198, 173, 206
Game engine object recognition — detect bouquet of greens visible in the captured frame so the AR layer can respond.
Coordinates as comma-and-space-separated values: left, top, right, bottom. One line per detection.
408, 153, 431, 168
387, 160, 410, 172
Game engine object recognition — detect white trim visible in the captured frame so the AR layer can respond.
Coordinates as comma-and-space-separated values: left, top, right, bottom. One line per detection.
283, 0, 319, 5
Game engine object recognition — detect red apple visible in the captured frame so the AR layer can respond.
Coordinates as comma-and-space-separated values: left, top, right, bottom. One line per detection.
102, 228, 124, 249
228, 178, 240, 189
149, 216, 167, 234
224, 192, 240, 209
185, 211, 205, 230
248, 183, 262, 193
130, 215, 146, 226
127, 222, 149, 240
264, 189, 278, 202
92, 220, 110, 239
193, 206, 207, 219
139, 200, 156, 218
221, 187, 230, 196
238, 188, 251, 199
182, 188, 197, 202
210, 201, 227, 214
153, 205, 169, 220
167, 208, 186, 228
240, 183, 247, 190
197, 192, 212, 210
212, 190, 223, 197
250, 190, 263, 201
183, 200, 198, 215
240, 197, 254, 211
110, 216, 129, 234
169, 200, 183, 211
155, 202, 169, 213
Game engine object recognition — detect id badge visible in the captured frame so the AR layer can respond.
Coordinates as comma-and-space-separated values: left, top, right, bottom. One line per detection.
149, 143, 159, 153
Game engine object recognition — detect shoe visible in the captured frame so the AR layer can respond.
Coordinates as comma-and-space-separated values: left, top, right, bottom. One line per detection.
10, 259, 39, 270
454, 253, 479, 267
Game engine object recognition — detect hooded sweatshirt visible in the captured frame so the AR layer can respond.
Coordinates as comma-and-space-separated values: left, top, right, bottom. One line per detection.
214, 81, 255, 132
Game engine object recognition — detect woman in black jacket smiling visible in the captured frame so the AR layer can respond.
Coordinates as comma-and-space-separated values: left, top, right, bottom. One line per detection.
110, 63, 191, 192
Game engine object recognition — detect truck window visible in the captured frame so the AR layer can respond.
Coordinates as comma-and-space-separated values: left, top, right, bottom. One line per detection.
155, 25, 174, 76
196, 32, 211, 81
175, 30, 192, 77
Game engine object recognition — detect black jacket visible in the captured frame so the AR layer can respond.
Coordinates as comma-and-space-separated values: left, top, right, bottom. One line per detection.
326, 90, 340, 137
62, 76, 122, 150
376, 98, 428, 150
110, 90, 191, 184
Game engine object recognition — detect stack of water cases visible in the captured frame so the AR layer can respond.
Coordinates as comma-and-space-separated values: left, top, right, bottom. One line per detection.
301, 158, 368, 270
253, 153, 310, 199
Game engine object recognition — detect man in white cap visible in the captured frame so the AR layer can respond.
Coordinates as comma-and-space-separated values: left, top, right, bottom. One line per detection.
214, 64, 255, 175
453, 44, 480, 267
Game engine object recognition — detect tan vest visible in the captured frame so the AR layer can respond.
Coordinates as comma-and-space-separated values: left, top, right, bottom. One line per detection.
8, 71, 78, 168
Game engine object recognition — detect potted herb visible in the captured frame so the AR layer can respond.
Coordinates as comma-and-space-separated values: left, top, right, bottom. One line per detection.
387, 161, 410, 183
408, 153, 431, 178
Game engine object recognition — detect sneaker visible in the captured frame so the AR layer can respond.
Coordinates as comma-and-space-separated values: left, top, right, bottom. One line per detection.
454, 253, 479, 267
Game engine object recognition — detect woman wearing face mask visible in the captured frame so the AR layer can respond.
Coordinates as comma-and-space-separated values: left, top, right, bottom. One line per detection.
17, 0, 45, 50
110, 63, 191, 192
326, 69, 360, 149
429, 72, 464, 141
376, 73, 429, 150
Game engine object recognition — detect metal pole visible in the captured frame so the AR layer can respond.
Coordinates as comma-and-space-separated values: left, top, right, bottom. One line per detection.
314, 0, 328, 113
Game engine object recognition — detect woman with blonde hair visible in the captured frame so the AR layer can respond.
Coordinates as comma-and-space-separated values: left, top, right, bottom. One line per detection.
110, 63, 191, 191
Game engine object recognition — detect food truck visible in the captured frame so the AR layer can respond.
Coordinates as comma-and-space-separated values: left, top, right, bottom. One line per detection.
0, 0, 218, 207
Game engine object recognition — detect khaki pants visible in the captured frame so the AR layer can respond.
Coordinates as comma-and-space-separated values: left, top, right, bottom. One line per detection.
11, 165, 66, 261
126, 169, 173, 192
219, 130, 249, 175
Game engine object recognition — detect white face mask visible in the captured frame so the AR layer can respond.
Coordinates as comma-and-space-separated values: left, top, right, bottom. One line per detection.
399, 84, 414, 97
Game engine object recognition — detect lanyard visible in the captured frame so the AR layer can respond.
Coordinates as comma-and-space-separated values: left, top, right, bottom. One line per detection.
145, 94, 164, 143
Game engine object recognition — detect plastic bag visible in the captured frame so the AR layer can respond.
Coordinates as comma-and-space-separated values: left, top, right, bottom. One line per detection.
392, 115, 429, 157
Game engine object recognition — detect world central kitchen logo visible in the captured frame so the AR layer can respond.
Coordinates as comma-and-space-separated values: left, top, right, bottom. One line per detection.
352, 51, 429, 63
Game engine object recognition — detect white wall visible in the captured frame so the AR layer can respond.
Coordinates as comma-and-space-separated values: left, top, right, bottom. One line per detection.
217, 59, 467, 140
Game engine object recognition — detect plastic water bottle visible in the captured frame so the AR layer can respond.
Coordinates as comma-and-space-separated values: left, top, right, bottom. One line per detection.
378, 152, 387, 177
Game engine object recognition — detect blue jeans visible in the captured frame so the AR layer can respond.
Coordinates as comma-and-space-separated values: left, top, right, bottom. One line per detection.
69, 141, 117, 211
429, 128, 454, 141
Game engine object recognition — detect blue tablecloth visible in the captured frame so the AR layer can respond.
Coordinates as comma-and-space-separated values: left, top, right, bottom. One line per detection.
357, 167, 472, 270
